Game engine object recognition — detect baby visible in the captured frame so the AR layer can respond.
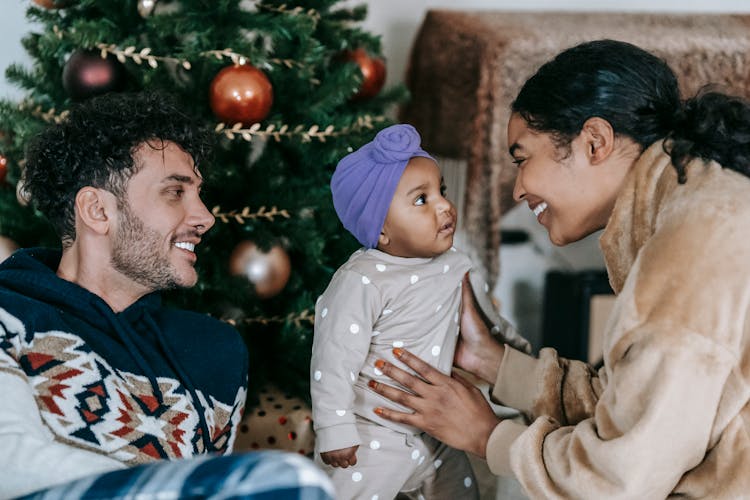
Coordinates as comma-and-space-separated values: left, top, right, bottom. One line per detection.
310, 124, 529, 499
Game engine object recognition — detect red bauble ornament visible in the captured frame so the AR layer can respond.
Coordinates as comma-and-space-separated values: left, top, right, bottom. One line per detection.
343, 48, 386, 99
33, 0, 73, 8
229, 241, 291, 299
0, 155, 7, 184
62, 50, 127, 101
209, 64, 273, 126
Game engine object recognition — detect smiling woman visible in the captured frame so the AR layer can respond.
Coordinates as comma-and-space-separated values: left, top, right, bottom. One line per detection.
507, 114, 639, 246
372, 39, 750, 499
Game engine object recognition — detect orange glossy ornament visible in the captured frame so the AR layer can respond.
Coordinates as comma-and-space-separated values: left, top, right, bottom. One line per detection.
343, 48, 386, 99
229, 241, 291, 299
32, 0, 72, 8
209, 64, 273, 126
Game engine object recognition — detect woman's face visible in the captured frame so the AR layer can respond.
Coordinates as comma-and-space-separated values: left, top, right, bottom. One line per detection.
507, 113, 627, 246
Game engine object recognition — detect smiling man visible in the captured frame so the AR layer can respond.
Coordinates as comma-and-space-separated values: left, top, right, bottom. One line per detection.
0, 92, 333, 500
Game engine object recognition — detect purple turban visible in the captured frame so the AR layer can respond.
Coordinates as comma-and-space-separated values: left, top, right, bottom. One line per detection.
331, 124, 435, 248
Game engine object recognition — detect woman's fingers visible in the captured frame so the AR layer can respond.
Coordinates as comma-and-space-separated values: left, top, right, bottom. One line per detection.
391, 348, 450, 385
372, 403, 418, 426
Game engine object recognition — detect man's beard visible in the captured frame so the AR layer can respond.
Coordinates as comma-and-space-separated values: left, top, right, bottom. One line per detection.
111, 202, 186, 291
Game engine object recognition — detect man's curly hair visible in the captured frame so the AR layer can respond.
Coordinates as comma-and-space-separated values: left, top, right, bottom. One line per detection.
24, 91, 213, 247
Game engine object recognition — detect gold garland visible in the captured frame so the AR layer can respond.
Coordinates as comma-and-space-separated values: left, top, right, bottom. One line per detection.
216, 114, 386, 143
97, 43, 306, 72
18, 101, 68, 124
97, 43, 191, 70
255, 3, 321, 25
212, 205, 290, 224
202, 48, 302, 70
224, 308, 315, 328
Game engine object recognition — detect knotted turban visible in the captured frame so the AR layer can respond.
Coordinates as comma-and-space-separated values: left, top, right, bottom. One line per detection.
331, 124, 434, 248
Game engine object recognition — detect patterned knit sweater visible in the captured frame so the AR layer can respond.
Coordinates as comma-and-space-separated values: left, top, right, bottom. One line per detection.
0, 248, 248, 498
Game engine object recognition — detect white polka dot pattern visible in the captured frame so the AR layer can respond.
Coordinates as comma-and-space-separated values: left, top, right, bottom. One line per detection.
321, 308, 328, 318
464, 477, 473, 488
434, 459, 443, 469
352, 472, 362, 482
336, 410, 346, 416
431, 346, 441, 356
376, 264, 386, 272
369, 440, 381, 450
362, 276, 371, 284
314, 370, 322, 381
393, 341, 404, 348
443, 264, 450, 273
410, 275, 419, 284
411, 450, 420, 460
349, 323, 360, 334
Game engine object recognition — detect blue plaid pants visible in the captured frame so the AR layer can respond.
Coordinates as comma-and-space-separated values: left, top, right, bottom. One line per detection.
20, 451, 335, 500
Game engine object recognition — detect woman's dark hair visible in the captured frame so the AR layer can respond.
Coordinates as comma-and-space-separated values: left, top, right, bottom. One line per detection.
24, 91, 213, 247
512, 39, 750, 183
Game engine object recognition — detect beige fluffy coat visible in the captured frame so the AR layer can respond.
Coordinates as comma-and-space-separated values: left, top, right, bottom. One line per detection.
486, 141, 750, 499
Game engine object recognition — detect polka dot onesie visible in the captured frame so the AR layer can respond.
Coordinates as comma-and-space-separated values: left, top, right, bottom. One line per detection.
311, 247, 479, 499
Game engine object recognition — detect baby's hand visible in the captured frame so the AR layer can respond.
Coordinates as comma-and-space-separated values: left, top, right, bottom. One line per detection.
320, 445, 359, 468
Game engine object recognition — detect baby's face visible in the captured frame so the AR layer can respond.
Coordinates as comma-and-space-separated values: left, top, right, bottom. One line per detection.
378, 157, 457, 258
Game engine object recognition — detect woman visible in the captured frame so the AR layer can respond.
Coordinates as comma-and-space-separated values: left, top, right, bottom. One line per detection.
368, 39, 750, 498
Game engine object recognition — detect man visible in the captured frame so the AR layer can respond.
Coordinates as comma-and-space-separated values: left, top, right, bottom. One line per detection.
0, 92, 333, 499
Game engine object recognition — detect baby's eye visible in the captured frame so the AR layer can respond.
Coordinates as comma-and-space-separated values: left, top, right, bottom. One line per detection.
414, 194, 426, 206
440, 184, 447, 196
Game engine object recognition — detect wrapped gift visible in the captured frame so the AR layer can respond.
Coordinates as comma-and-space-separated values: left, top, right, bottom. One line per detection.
233, 386, 315, 456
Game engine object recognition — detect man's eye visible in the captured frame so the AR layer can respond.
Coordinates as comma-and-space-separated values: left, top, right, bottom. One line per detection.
414, 194, 426, 206
169, 189, 184, 198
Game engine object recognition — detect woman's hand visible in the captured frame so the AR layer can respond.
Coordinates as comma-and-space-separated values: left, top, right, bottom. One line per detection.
320, 445, 359, 468
368, 349, 500, 458
455, 273, 505, 383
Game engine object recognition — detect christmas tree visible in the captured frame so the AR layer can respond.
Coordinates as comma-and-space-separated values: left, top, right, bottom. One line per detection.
0, 0, 405, 405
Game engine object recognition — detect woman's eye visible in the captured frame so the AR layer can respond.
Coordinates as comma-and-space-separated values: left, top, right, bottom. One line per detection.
415, 194, 426, 206
512, 158, 525, 167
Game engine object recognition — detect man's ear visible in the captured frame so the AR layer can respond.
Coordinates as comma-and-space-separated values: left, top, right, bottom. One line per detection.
581, 117, 615, 165
74, 187, 112, 235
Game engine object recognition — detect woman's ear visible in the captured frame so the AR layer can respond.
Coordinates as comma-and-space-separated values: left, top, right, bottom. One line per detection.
581, 117, 615, 165
75, 187, 112, 235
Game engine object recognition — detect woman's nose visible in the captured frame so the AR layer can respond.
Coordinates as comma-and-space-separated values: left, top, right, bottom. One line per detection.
512, 173, 526, 202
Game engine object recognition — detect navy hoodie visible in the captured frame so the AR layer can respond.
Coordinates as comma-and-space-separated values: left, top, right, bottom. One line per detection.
0, 248, 248, 464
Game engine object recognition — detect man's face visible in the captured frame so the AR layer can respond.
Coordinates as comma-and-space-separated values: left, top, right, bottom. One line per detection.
111, 141, 215, 291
